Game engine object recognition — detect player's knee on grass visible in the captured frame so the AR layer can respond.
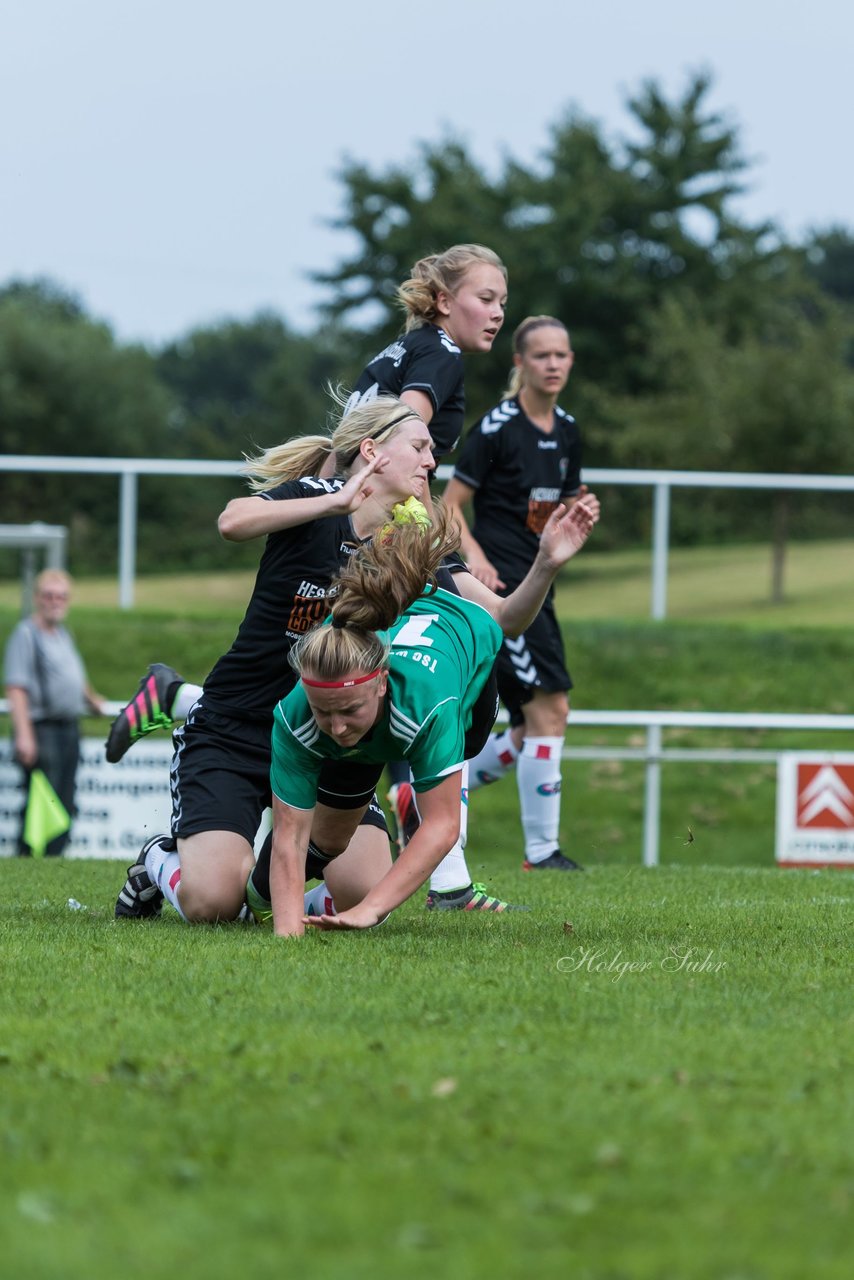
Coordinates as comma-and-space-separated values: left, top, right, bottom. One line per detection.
179, 878, 249, 923
177, 836, 256, 922
325, 826, 393, 910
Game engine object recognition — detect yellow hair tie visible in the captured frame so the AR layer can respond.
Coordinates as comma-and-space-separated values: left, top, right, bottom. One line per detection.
380, 497, 431, 539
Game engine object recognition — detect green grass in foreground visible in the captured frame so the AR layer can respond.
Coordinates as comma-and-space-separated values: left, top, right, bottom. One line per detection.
1, 859, 852, 1280
2, 545, 852, 1276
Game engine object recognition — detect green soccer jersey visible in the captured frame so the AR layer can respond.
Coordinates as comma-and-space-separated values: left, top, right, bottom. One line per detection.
270, 587, 503, 810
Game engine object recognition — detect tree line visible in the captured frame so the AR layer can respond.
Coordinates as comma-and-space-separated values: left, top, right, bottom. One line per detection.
2, 72, 853, 576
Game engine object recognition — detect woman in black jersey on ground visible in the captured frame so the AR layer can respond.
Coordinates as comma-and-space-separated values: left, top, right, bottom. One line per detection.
443, 316, 586, 874
113, 398, 438, 925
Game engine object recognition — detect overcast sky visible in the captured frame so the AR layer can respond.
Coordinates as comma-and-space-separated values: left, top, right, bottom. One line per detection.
2, 0, 850, 347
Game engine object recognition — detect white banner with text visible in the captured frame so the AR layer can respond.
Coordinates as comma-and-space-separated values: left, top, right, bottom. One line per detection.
0, 738, 173, 859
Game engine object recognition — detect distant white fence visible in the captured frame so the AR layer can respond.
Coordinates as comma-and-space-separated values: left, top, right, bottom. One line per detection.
503, 707, 854, 866
0, 522, 67, 613
2, 700, 853, 865
1, 455, 852, 614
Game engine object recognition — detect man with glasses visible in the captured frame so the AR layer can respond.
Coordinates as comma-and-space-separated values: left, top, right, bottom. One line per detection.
3, 569, 106, 856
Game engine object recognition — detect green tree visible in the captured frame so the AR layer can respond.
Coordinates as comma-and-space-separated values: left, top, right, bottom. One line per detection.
149, 315, 362, 570
804, 226, 854, 314
598, 285, 854, 591
0, 278, 176, 572
316, 72, 790, 448
0, 279, 172, 459
718, 299, 854, 599
156, 313, 356, 457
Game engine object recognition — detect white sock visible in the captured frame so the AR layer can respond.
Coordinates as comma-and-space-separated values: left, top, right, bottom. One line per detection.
172, 683, 202, 719
467, 729, 519, 791
428, 840, 471, 893
518, 736, 564, 863
429, 765, 472, 892
144, 838, 187, 919
304, 882, 336, 916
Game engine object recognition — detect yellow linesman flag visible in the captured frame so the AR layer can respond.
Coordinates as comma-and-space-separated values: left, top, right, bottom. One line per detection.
23, 769, 71, 858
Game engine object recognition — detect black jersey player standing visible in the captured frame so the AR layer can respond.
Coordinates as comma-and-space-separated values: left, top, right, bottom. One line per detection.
345, 243, 507, 464
444, 315, 586, 872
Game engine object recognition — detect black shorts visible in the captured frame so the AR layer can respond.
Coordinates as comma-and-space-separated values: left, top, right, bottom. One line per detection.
465, 668, 500, 759
494, 595, 572, 728
316, 676, 497, 810
316, 760, 385, 810
171, 702, 388, 842
306, 794, 388, 878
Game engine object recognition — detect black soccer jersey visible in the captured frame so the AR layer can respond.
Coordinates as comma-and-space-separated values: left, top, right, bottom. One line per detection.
201, 477, 359, 722
347, 325, 465, 460
201, 477, 469, 723
453, 397, 582, 584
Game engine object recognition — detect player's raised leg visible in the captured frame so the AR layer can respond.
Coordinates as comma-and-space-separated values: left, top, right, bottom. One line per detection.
105, 663, 197, 762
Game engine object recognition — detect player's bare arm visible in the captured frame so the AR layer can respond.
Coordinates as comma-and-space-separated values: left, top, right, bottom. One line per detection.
443, 476, 506, 590
455, 494, 599, 637
218, 456, 388, 543
270, 796, 316, 937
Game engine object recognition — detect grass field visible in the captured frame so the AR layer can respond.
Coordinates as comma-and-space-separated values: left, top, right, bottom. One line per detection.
1, 540, 852, 1277
2, 860, 852, 1280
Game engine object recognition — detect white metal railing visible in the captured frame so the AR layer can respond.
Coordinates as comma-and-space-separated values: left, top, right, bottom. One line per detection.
489, 708, 854, 866
1, 455, 852, 613
2, 699, 853, 866
0, 522, 67, 559
566, 709, 854, 866
0, 456, 240, 611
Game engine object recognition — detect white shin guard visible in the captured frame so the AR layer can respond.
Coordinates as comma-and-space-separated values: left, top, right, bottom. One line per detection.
428, 764, 471, 892
517, 736, 564, 863
467, 729, 519, 792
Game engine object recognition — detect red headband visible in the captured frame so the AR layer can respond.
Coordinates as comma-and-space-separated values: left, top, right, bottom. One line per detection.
301, 667, 383, 690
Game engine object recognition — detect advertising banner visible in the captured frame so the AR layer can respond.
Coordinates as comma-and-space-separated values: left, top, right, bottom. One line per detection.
775, 753, 854, 868
0, 738, 173, 859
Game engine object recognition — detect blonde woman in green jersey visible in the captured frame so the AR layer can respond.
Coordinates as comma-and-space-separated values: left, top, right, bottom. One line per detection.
262, 495, 598, 937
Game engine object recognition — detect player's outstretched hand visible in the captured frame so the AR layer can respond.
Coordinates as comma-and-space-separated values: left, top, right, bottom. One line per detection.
304, 902, 385, 931
333, 454, 389, 514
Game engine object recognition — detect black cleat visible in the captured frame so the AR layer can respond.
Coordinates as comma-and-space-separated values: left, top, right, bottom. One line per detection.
114, 836, 168, 919
522, 850, 584, 872
105, 664, 182, 763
